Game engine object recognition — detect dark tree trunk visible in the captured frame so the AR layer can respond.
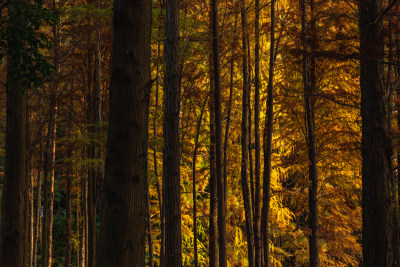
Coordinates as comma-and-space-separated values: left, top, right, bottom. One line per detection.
32, 141, 43, 267
360, 0, 392, 266
261, 0, 276, 266
0, 4, 27, 266
301, 1, 319, 266
192, 97, 208, 267
253, 0, 261, 265
208, 60, 218, 267
80, 160, 87, 267
96, 0, 151, 265
240, 0, 255, 265
164, 0, 182, 265
223, 12, 238, 205
65, 93, 73, 267
211, 0, 227, 266
153, 39, 164, 266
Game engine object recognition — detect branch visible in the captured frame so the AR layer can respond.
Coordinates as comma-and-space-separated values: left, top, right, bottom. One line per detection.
309, 94, 360, 109
373, 0, 398, 24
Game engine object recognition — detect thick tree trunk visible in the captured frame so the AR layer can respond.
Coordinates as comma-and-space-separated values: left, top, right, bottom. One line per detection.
240, 1, 255, 265
360, 0, 392, 266
163, 0, 182, 264
96, 0, 151, 265
261, 1, 276, 266
0, 4, 27, 266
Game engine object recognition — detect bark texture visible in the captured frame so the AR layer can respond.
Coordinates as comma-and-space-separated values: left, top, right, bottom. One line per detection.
360, 0, 392, 266
96, 0, 151, 265
164, 0, 182, 265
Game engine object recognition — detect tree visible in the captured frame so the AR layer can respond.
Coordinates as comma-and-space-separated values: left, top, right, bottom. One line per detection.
261, 0, 276, 265
211, 0, 227, 266
359, 0, 392, 266
164, 0, 182, 265
240, 0, 255, 265
0, 2, 27, 265
302, 0, 319, 265
96, 0, 151, 265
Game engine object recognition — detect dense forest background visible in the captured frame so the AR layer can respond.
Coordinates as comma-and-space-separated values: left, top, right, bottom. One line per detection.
0, 0, 398, 266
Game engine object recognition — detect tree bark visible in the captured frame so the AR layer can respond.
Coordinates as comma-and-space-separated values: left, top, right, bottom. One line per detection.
211, 0, 227, 266
360, 0, 392, 266
240, 0, 255, 265
208, 59, 218, 267
301, 1, 319, 266
65, 93, 73, 267
253, 0, 261, 265
0, 4, 27, 266
261, 1, 276, 266
153, 39, 164, 266
192, 96, 208, 267
32, 141, 43, 267
96, 0, 151, 265
163, 0, 182, 264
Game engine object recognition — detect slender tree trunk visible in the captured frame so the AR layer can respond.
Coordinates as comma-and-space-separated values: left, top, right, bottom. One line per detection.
240, 0, 255, 265
211, 0, 227, 266
65, 93, 73, 267
387, 19, 399, 266
192, 97, 208, 267
224, 12, 238, 204
80, 161, 87, 267
32, 142, 43, 267
96, 0, 151, 265
360, 0, 392, 266
76, 170, 81, 267
164, 0, 182, 264
0, 4, 27, 266
153, 39, 164, 266
302, 1, 319, 266
27, 104, 34, 267
208, 61, 218, 267
261, 1, 276, 265
254, 0, 262, 265
47, 107, 57, 267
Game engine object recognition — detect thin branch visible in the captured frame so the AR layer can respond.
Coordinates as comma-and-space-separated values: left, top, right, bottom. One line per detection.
373, 0, 398, 24
309, 94, 360, 109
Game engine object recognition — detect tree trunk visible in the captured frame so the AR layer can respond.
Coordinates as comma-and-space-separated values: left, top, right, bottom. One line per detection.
96, 0, 151, 265
80, 161, 87, 267
211, 0, 227, 266
65, 93, 73, 267
153, 39, 164, 266
0, 4, 27, 266
360, 0, 392, 266
223, 12, 238, 205
32, 142, 43, 267
208, 60, 218, 267
261, 0, 276, 265
192, 96, 208, 267
240, 0, 255, 265
254, 0, 261, 265
163, 0, 182, 264
301, 1, 319, 266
